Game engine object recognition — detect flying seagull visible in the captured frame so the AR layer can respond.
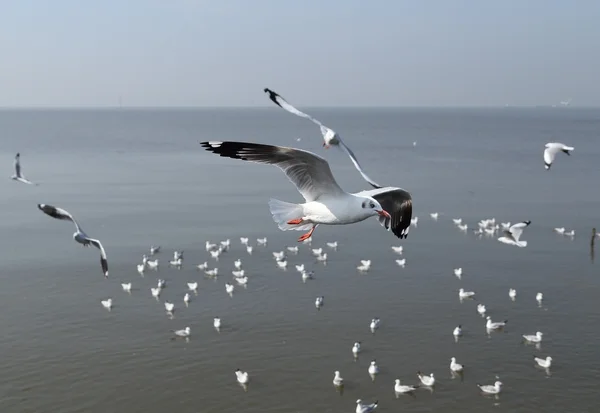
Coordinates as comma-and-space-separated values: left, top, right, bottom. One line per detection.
264, 88, 381, 189
11, 153, 38, 185
543, 143, 574, 170
200, 141, 412, 241
498, 220, 531, 247
37, 204, 109, 277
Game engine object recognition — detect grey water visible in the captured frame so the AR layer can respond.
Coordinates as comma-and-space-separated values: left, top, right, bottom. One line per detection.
1, 107, 599, 413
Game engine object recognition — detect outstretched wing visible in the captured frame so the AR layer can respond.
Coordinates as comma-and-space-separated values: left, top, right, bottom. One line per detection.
264, 88, 324, 128
337, 139, 382, 189
14, 153, 22, 177
355, 187, 412, 239
200, 141, 345, 202
37, 203, 81, 232
87, 238, 109, 277
509, 220, 530, 241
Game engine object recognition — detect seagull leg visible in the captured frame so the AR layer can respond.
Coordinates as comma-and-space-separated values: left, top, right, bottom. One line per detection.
298, 226, 315, 242
287, 218, 304, 225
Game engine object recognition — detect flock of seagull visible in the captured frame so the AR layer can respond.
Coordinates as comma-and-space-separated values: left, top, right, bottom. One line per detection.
9, 88, 586, 410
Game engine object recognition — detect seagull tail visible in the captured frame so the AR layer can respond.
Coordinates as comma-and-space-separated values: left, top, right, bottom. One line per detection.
517, 241, 528, 247
268, 199, 311, 231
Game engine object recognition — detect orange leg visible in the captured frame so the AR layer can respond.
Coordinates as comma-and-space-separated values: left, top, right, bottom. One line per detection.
287, 218, 304, 225
298, 226, 315, 242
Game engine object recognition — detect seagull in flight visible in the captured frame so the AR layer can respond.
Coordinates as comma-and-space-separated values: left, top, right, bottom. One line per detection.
543, 143, 574, 170
498, 220, 531, 247
11, 153, 38, 185
37, 204, 109, 277
201, 141, 412, 241
264, 87, 382, 189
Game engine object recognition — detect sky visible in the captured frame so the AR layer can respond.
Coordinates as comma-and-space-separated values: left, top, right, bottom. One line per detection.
1, 0, 599, 107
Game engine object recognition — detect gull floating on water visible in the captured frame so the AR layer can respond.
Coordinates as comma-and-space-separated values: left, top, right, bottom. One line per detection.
477, 304, 487, 316
240, 237, 249, 245
157, 279, 166, 289
147, 259, 159, 270
368, 360, 379, 378
121, 283, 132, 293
225, 283, 234, 295
301, 270, 314, 282
395, 379, 418, 394
498, 220, 531, 247
352, 342, 361, 357
205, 268, 218, 277
164, 301, 175, 314
264, 87, 383, 190
536, 292, 544, 303
101, 298, 112, 310
544, 142, 574, 170
173, 327, 190, 338
37, 204, 108, 277
453, 325, 462, 337
417, 372, 435, 387
554, 227, 565, 234
534, 356, 552, 369
391, 246, 403, 255
11, 153, 38, 185
184, 293, 190, 305
430, 212, 439, 220
454, 268, 462, 278
396, 259, 406, 267
200, 141, 411, 241
236, 276, 248, 285
355, 399, 378, 413
459, 288, 476, 299
477, 381, 502, 395
149, 245, 160, 255
410, 216, 418, 227
273, 251, 286, 260
169, 258, 183, 267
286, 246, 299, 253
277, 260, 288, 269
315, 296, 324, 310
357, 260, 371, 272
187, 282, 198, 292
257, 237, 268, 245
151, 287, 161, 299
509, 288, 517, 300
523, 331, 543, 343
333, 371, 344, 387
196, 262, 208, 270
311, 248, 323, 256
452, 218, 462, 225
486, 316, 507, 330
246, 245, 253, 255
316, 253, 328, 262
213, 317, 221, 331
450, 357, 464, 373
235, 369, 249, 385
458, 224, 468, 232
295, 264, 305, 273
370, 318, 380, 333
232, 269, 245, 278
137, 264, 145, 275
326, 241, 338, 249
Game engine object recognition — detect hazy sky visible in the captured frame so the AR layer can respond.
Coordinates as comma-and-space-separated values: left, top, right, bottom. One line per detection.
1, 0, 599, 107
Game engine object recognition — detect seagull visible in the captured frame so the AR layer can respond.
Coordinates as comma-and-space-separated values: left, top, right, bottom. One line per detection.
368, 360, 379, 377
205, 241, 217, 251
454, 268, 462, 278
315, 296, 324, 310
391, 246, 403, 255
187, 282, 198, 292
101, 298, 112, 310
534, 356, 552, 369
333, 371, 344, 387
164, 301, 175, 314
137, 263, 145, 275
544, 142, 574, 170
246, 245, 253, 255
523, 331, 543, 343
273, 251, 286, 260
157, 279, 166, 289
205, 268, 218, 277
370, 318, 380, 333
554, 227, 566, 234
184, 293, 190, 305
295, 264, 305, 273
147, 259, 159, 270
458, 223, 468, 232
151, 287, 161, 299
256, 237, 268, 245
225, 283, 234, 295
232, 269, 245, 278
121, 283, 132, 293
213, 317, 221, 331
276, 260, 288, 269
453, 325, 462, 337
311, 248, 323, 256
150, 245, 160, 255
564, 229, 575, 237
10, 153, 37, 185
173, 327, 190, 338
196, 262, 208, 270
357, 260, 371, 272
394, 379, 418, 394
235, 369, 249, 385
536, 292, 544, 303
200, 141, 411, 241
477, 304, 487, 315
410, 216, 418, 227
352, 342, 361, 357
301, 270, 314, 282
240, 237, 249, 245
326, 241, 338, 249
395, 258, 406, 267
509, 288, 517, 300
459, 288, 476, 299
173, 250, 184, 260
477, 381, 502, 395
37, 204, 108, 277
430, 212, 439, 220
417, 372, 435, 387
355, 399, 378, 413
450, 357, 464, 373
169, 258, 183, 267
498, 220, 531, 247
236, 276, 248, 285
264, 87, 383, 189
286, 246, 299, 253
486, 316, 507, 330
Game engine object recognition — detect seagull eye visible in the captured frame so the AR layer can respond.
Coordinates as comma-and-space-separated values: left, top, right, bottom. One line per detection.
362, 201, 366, 208
370, 202, 375, 208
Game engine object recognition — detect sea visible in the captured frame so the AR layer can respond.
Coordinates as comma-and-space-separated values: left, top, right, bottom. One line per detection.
1, 107, 599, 413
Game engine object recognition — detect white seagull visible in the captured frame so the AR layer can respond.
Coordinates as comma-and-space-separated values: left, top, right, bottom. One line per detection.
477, 304, 487, 315
453, 325, 462, 337
391, 246, 403, 255
121, 283, 132, 293
536, 292, 544, 303
544, 142, 574, 170
352, 342, 361, 357
486, 316, 507, 330
394, 379, 418, 394
370, 318, 380, 333
450, 357, 464, 373
355, 399, 378, 413
333, 371, 344, 387
235, 369, 249, 385
498, 220, 531, 247
326, 241, 338, 249
395, 258, 406, 267
225, 283, 234, 295
523, 331, 543, 343
368, 360, 379, 377
417, 372, 435, 387
173, 327, 190, 338
454, 268, 462, 278
37, 204, 108, 277
187, 282, 198, 292
11, 153, 38, 185
101, 298, 112, 310
264, 88, 383, 189
315, 296, 324, 310
430, 212, 439, 220
534, 356, 552, 369
149, 245, 160, 255
478, 381, 502, 395
459, 288, 476, 299
200, 141, 411, 241
213, 317, 221, 331
509, 288, 517, 300
164, 301, 175, 314
357, 260, 371, 272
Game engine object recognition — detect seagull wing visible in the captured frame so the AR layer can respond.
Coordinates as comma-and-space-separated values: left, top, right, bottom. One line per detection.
337, 138, 382, 188
87, 238, 109, 277
200, 141, 345, 202
354, 187, 412, 239
37, 203, 82, 232
509, 220, 531, 242
543, 145, 559, 169
264, 88, 324, 128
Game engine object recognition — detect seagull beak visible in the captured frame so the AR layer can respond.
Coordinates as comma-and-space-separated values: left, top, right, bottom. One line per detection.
377, 210, 391, 219
323, 142, 330, 149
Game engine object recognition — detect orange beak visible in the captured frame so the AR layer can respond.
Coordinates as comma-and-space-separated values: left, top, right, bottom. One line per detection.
377, 210, 391, 219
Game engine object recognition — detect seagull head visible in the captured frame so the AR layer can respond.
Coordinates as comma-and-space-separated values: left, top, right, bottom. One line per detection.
360, 197, 391, 220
